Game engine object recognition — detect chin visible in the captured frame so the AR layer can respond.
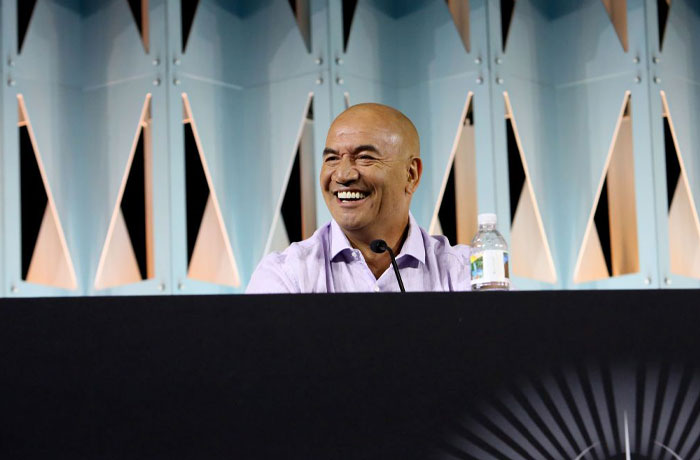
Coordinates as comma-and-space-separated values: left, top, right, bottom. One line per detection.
332, 213, 371, 232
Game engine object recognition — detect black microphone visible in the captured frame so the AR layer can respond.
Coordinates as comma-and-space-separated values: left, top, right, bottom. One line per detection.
370, 239, 406, 293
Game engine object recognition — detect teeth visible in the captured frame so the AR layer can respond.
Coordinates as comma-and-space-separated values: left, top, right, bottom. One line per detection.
337, 191, 366, 200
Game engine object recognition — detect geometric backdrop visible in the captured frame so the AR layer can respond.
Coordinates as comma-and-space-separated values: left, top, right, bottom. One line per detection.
0, 0, 698, 296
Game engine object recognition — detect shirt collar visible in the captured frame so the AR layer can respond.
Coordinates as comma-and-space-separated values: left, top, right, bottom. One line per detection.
329, 212, 426, 264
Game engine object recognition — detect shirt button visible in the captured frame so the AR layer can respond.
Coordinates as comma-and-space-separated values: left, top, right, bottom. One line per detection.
374, 284, 380, 292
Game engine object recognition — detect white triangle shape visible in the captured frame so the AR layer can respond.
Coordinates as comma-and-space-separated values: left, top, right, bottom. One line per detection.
663, 92, 700, 279
18, 95, 78, 290
94, 95, 153, 290
94, 210, 142, 290
183, 94, 241, 287
600, 0, 629, 51
504, 94, 557, 283
573, 220, 610, 283
26, 205, 77, 289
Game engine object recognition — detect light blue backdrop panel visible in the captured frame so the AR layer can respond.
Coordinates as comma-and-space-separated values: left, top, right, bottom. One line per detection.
82, 79, 172, 296
497, 0, 659, 289
173, 0, 329, 291
82, 0, 164, 89
1, 0, 83, 297
181, 0, 323, 88
647, 0, 700, 288
236, 76, 319, 283
13, 1, 83, 87
168, 80, 243, 294
400, 73, 475, 227
80, 0, 170, 296
500, 79, 559, 290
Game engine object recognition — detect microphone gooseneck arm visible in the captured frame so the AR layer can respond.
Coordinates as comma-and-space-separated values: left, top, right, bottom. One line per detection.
370, 239, 406, 293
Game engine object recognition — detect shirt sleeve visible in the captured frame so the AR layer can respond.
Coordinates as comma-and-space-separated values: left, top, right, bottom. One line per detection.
245, 253, 300, 294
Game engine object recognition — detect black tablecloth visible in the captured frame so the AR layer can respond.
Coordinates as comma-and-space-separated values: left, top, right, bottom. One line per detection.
1, 290, 699, 459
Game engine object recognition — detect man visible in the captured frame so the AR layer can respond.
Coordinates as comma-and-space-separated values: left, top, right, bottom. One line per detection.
246, 103, 470, 293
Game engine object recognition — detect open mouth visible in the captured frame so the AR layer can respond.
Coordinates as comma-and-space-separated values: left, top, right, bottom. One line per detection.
334, 190, 369, 203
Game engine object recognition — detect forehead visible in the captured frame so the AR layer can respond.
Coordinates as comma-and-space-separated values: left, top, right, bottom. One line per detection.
326, 116, 402, 149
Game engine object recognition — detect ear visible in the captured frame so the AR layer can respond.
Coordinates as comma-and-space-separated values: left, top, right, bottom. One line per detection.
406, 157, 422, 195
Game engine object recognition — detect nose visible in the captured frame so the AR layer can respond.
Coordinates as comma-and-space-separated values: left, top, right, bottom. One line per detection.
333, 156, 359, 185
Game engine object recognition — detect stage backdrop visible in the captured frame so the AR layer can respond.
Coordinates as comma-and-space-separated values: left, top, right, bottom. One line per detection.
0, 0, 698, 296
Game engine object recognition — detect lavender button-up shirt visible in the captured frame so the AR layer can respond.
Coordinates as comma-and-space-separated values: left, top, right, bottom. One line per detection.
246, 213, 471, 293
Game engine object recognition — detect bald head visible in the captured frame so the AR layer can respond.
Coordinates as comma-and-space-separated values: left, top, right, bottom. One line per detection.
321, 102, 423, 246
330, 103, 420, 160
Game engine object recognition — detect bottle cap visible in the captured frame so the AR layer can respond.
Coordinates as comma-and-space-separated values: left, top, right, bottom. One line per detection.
478, 213, 497, 226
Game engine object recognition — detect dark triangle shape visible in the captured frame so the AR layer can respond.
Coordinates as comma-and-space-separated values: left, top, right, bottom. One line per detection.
184, 122, 210, 265
594, 177, 613, 277
506, 118, 525, 225
343, 0, 358, 52
18, 0, 38, 54
663, 116, 680, 211
281, 152, 303, 243
19, 126, 48, 280
657, 0, 670, 51
438, 162, 458, 245
288, 0, 297, 16
181, 0, 200, 53
500, 0, 516, 52
127, 0, 143, 39
120, 128, 148, 279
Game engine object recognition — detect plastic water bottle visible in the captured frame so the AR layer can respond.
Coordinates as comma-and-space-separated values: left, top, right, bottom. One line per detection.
470, 213, 510, 291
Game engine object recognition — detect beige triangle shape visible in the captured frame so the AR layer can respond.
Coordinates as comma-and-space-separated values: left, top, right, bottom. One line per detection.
187, 196, 240, 286
183, 94, 241, 287
504, 93, 557, 283
94, 210, 143, 290
17, 95, 78, 290
662, 92, 700, 278
573, 220, 610, 283
447, 0, 470, 53
573, 92, 640, 283
26, 205, 77, 289
511, 183, 557, 283
94, 95, 153, 290
669, 179, 700, 277
600, 0, 629, 52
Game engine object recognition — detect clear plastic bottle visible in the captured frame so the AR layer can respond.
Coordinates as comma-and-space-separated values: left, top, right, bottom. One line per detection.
470, 213, 510, 291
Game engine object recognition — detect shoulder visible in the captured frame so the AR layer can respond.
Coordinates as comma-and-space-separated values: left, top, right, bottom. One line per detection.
421, 228, 471, 263
245, 224, 331, 293
419, 228, 472, 291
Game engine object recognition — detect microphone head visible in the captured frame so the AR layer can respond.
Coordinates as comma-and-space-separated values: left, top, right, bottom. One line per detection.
370, 239, 388, 254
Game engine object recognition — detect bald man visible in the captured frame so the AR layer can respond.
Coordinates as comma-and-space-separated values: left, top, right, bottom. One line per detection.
246, 103, 471, 293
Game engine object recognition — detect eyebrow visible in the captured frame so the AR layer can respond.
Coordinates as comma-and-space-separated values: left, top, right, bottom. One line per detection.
322, 145, 381, 156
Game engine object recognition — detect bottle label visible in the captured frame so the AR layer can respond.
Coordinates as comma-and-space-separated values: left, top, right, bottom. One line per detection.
470, 250, 509, 286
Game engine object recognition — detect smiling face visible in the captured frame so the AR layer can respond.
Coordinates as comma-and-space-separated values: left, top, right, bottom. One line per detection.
321, 104, 422, 243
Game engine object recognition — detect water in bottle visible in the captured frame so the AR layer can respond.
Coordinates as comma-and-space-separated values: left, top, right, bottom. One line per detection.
470, 213, 510, 291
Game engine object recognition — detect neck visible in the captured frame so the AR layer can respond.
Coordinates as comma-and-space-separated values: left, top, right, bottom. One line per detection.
344, 216, 410, 279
